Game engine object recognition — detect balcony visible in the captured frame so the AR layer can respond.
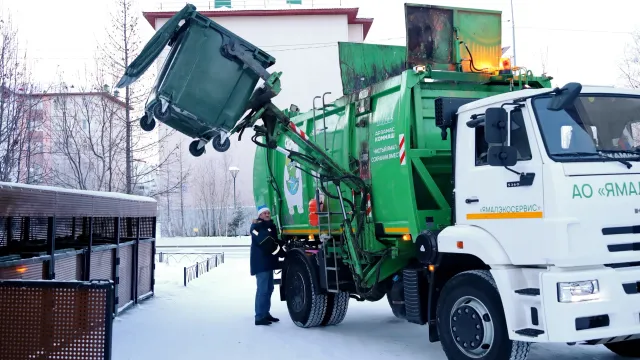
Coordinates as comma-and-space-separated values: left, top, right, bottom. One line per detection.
155, 0, 357, 10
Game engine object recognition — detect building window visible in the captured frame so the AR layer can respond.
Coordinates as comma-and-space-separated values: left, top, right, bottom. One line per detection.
215, 0, 231, 8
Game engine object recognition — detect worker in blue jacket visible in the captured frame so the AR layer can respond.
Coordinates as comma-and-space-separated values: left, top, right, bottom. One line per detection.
250, 205, 286, 325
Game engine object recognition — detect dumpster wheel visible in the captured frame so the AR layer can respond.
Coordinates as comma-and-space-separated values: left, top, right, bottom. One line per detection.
212, 134, 231, 152
153, 101, 171, 122
139, 114, 156, 132
189, 140, 206, 157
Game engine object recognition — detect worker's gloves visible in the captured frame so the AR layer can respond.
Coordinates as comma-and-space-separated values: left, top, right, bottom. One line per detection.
259, 236, 287, 258
274, 238, 287, 258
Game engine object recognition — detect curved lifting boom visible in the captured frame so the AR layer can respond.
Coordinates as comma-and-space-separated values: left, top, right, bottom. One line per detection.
225, 44, 390, 294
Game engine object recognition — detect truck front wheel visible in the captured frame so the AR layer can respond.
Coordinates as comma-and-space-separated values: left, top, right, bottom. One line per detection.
604, 339, 640, 357
284, 257, 327, 328
436, 270, 531, 360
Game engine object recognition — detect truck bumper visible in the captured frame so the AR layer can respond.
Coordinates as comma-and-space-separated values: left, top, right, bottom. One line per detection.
540, 266, 640, 343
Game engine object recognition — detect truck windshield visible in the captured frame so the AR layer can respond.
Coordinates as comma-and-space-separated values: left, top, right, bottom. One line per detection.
532, 95, 640, 162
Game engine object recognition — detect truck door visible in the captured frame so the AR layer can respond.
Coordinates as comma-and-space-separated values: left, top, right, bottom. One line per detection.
454, 106, 546, 264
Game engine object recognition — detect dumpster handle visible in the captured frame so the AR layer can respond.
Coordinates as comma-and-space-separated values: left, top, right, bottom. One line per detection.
221, 38, 272, 83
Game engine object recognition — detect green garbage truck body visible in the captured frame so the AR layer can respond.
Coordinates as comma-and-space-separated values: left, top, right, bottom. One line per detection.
120, 3, 640, 360
253, 68, 552, 278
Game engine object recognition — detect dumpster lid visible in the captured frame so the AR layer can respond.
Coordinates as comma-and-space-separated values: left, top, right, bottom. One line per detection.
116, 4, 197, 88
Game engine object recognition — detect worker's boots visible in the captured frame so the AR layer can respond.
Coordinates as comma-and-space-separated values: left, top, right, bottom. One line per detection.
255, 314, 279, 326
255, 318, 271, 326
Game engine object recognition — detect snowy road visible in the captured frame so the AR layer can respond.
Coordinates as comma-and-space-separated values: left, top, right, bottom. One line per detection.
112, 248, 627, 360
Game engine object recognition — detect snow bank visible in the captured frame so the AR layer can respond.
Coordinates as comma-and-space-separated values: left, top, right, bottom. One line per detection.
156, 236, 251, 247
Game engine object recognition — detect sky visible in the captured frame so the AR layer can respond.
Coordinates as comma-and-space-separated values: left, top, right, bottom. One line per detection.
3, 0, 640, 90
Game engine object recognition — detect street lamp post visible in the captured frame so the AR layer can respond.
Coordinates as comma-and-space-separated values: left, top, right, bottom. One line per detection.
229, 166, 240, 237
510, 0, 517, 66
229, 166, 240, 210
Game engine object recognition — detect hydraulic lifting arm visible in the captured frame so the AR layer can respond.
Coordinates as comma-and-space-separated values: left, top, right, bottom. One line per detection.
225, 43, 390, 293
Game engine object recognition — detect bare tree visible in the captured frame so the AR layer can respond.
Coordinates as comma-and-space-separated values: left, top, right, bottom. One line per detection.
0, 15, 47, 184
99, 0, 182, 196
157, 141, 190, 237
194, 153, 234, 236
621, 30, 640, 89
48, 65, 128, 191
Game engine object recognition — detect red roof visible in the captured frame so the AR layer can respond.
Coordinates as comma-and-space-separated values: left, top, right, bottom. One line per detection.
143, 7, 373, 40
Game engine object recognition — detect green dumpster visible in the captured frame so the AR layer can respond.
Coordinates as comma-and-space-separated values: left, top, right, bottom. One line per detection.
116, 3, 276, 156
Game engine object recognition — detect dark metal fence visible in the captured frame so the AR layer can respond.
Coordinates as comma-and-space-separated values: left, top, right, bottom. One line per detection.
183, 253, 225, 286
0, 183, 158, 318
0, 279, 115, 360
156, 252, 227, 265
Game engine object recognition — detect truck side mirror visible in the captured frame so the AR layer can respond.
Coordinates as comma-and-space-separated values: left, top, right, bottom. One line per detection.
484, 107, 509, 144
487, 145, 517, 167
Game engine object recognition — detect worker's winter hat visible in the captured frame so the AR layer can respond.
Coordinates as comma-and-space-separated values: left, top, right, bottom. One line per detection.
257, 205, 270, 217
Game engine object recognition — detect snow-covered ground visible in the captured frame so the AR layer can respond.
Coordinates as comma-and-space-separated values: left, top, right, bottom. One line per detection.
112, 245, 625, 360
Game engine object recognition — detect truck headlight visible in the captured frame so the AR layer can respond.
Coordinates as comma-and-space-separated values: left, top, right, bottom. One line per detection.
557, 280, 600, 303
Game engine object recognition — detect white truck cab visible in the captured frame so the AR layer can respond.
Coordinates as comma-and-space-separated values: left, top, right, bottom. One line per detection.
439, 83, 640, 353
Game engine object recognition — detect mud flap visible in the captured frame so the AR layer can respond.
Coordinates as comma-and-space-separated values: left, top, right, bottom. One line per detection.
403, 268, 429, 325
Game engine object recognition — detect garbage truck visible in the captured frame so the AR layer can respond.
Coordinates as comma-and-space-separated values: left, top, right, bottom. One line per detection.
119, 3, 640, 360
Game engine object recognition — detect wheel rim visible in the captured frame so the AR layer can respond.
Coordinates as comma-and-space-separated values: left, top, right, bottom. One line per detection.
288, 271, 306, 313
154, 103, 169, 119
449, 295, 495, 358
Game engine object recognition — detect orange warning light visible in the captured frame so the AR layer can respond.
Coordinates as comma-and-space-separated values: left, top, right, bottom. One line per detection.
500, 57, 512, 71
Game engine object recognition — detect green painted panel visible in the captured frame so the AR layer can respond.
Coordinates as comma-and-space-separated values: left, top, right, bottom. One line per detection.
338, 42, 407, 96
456, 9, 502, 72
404, 3, 502, 71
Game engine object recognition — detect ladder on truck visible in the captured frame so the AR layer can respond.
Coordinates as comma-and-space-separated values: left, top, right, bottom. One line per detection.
312, 94, 342, 294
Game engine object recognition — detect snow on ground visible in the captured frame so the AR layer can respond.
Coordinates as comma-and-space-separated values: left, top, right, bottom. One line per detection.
112, 245, 625, 360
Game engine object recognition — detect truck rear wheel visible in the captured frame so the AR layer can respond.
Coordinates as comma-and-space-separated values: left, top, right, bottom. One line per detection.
321, 291, 349, 326
436, 270, 531, 360
604, 339, 640, 357
284, 257, 327, 328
